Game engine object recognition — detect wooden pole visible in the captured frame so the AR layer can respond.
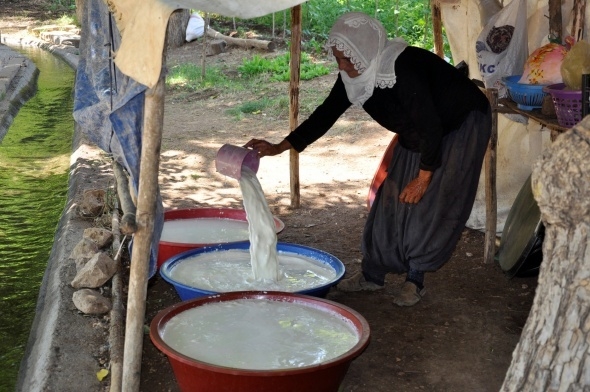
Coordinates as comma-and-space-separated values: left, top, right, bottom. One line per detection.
283, 10, 287, 40
431, 0, 444, 59
289, 5, 302, 208
201, 13, 209, 80
484, 88, 498, 264
121, 70, 166, 391
548, 0, 563, 43
570, 0, 586, 42
108, 198, 124, 392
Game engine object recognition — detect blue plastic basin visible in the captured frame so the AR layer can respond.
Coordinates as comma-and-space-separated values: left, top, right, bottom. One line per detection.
160, 242, 346, 299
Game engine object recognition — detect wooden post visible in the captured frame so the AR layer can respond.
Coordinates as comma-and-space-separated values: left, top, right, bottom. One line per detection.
431, 0, 444, 59
289, 5, 302, 208
201, 13, 209, 80
108, 199, 124, 392
548, 0, 563, 43
484, 88, 498, 264
570, 0, 586, 42
121, 71, 166, 391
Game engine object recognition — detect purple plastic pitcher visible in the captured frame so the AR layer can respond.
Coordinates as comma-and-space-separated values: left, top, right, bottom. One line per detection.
215, 144, 260, 180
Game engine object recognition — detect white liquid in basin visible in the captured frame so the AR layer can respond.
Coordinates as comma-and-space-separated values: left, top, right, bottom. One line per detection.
160, 218, 249, 244
161, 298, 359, 370
169, 249, 337, 292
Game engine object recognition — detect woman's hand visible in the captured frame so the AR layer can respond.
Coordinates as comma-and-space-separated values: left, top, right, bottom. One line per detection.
399, 169, 433, 204
244, 139, 292, 158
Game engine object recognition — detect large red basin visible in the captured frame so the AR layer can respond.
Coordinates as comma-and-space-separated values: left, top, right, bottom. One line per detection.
150, 291, 371, 392
157, 208, 285, 269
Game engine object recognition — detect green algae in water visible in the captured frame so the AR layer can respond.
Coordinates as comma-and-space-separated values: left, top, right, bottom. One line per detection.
0, 46, 74, 391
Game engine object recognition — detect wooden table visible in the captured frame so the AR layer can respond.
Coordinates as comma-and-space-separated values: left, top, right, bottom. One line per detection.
498, 98, 571, 141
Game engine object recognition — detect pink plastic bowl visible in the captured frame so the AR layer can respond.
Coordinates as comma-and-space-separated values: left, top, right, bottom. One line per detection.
150, 291, 371, 392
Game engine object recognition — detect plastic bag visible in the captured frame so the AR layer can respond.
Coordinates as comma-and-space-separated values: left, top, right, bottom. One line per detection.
186, 13, 205, 42
519, 43, 568, 85
561, 40, 590, 90
475, 0, 527, 98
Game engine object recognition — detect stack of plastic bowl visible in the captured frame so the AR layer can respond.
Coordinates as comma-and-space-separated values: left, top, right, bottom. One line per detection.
502, 75, 549, 110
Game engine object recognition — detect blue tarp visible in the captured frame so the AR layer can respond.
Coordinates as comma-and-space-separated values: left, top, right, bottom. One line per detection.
73, 0, 162, 277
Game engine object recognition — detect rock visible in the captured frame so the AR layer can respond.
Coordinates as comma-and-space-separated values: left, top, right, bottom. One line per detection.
78, 189, 105, 217
83, 227, 113, 248
74, 256, 90, 272
71, 252, 118, 289
207, 39, 227, 56
72, 289, 112, 315
70, 237, 100, 260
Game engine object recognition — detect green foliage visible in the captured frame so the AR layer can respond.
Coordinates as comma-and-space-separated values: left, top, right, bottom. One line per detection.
238, 53, 330, 82
55, 14, 77, 26
166, 64, 231, 90
244, 0, 452, 61
47, 0, 76, 12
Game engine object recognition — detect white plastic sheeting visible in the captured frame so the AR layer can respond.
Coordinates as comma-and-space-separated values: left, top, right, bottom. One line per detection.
107, 0, 307, 87
441, 0, 589, 232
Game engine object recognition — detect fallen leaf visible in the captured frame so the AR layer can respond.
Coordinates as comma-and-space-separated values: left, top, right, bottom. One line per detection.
97, 368, 109, 381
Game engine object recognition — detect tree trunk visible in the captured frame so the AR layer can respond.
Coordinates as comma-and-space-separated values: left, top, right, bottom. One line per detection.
501, 117, 590, 391
75, 0, 85, 27
166, 9, 190, 49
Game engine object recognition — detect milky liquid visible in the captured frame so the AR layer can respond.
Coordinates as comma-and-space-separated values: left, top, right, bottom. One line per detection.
161, 298, 359, 370
239, 167, 279, 281
160, 218, 249, 244
169, 249, 337, 292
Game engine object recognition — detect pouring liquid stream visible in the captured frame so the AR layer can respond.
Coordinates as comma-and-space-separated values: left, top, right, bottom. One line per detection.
238, 166, 279, 281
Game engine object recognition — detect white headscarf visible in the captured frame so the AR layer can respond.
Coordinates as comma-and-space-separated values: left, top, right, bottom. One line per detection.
327, 12, 408, 106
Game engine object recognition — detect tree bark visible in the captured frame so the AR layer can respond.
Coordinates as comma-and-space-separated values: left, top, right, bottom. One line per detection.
501, 117, 590, 391
166, 9, 190, 49
75, 0, 85, 27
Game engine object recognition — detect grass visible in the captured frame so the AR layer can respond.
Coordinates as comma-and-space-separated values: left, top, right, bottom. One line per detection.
238, 52, 330, 81
166, 50, 336, 121
166, 64, 232, 91
225, 96, 290, 120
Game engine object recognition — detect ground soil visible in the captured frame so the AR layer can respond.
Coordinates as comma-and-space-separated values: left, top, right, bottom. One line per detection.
2, 4, 539, 391
139, 38, 539, 392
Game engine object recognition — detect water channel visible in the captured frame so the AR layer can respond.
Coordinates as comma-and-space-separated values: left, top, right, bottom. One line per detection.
0, 45, 74, 391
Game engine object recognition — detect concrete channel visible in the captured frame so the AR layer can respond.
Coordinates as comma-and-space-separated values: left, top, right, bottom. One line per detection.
2, 34, 116, 392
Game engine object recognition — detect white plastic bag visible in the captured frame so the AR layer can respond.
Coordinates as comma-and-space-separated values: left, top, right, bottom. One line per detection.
186, 13, 205, 42
475, 0, 527, 98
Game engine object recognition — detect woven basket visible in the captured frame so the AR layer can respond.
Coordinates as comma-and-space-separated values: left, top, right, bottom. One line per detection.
543, 84, 583, 128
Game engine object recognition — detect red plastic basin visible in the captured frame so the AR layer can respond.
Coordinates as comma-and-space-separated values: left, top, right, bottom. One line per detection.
150, 291, 371, 392
157, 208, 285, 269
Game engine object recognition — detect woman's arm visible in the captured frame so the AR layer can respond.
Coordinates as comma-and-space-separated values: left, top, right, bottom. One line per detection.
243, 138, 292, 158
244, 74, 351, 157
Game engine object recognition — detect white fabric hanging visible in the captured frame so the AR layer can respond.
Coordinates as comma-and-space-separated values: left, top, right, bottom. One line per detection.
108, 0, 307, 88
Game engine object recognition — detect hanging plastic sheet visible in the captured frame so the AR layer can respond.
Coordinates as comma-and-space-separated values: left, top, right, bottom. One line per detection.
73, 0, 163, 278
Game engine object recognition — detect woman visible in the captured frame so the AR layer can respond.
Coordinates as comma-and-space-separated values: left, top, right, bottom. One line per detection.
245, 12, 491, 306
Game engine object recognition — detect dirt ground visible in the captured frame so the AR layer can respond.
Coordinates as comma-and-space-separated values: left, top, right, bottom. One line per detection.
1, 3, 539, 390
138, 38, 538, 392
